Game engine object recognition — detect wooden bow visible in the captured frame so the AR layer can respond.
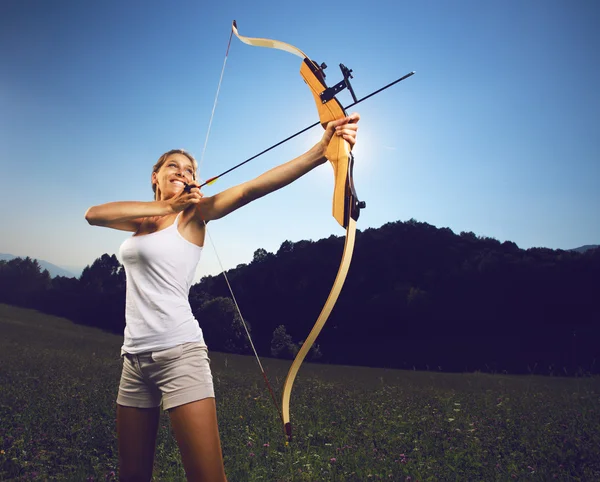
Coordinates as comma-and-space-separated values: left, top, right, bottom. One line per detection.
232, 21, 365, 442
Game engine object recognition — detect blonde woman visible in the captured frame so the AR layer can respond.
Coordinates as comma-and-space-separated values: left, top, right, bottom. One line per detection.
85, 113, 359, 482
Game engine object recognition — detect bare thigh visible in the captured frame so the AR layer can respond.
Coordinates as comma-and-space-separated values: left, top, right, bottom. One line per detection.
168, 398, 227, 482
117, 404, 160, 482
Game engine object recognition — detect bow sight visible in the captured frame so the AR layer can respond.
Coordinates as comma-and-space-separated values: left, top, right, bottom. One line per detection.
319, 63, 358, 104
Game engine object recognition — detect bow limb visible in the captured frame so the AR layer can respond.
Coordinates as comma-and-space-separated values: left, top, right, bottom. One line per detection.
281, 217, 357, 441
232, 20, 307, 59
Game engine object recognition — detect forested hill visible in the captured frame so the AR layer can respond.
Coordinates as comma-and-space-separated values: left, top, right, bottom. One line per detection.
192, 219, 600, 374
1, 219, 598, 375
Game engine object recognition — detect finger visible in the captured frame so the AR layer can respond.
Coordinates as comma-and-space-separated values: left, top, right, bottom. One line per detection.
186, 195, 201, 204
332, 117, 360, 136
336, 126, 358, 146
335, 113, 360, 127
336, 123, 359, 133
344, 135, 356, 147
335, 126, 358, 138
338, 136, 355, 146
347, 112, 360, 123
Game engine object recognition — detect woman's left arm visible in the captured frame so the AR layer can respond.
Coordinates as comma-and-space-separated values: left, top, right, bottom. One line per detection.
193, 113, 359, 222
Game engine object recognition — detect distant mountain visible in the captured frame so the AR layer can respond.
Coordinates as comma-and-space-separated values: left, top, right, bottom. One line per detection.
0, 253, 77, 278
60, 265, 85, 278
570, 245, 599, 253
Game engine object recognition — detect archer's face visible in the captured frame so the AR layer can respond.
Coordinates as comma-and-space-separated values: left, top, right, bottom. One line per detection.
153, 153, 196, 200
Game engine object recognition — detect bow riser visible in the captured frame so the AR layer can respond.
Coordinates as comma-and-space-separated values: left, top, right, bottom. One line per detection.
300, 60, 355, 228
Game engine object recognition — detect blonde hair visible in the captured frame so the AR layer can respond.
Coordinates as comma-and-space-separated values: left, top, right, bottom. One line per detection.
152, 149, 198, 199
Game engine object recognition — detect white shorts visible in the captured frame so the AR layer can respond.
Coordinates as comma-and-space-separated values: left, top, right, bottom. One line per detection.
117, 342, 214, 410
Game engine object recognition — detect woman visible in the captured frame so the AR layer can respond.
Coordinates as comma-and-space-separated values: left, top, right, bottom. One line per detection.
85, 113, 360, 482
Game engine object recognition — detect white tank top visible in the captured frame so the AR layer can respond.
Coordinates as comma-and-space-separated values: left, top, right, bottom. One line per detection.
118, 212, 205, 354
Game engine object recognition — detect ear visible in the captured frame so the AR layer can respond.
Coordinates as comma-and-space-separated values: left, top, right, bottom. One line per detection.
151, 171, 161, 200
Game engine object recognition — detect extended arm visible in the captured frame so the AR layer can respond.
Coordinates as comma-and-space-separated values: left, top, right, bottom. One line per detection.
195, 114, 359, 222
197, 143, 323, 222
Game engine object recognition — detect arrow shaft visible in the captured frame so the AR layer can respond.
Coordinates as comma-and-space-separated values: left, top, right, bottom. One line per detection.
199, 71, 415, 188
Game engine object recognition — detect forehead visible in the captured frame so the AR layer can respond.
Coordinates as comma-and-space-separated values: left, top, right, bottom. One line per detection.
164, 153, 194, 167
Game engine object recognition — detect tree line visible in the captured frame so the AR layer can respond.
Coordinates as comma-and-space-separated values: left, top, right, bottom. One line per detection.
1, 219, 598, 375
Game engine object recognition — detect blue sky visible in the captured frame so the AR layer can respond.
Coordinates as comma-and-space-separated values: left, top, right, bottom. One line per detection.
1, 0, 599, 279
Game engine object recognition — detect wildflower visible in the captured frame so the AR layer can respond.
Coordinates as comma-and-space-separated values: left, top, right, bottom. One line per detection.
330, 458, 336, 463
263, 443, 269, 447
249, 452, 255, 457
247, 441, 253, 447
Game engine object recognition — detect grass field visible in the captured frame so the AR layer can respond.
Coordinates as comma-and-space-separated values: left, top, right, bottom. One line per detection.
0, 304, 598, 481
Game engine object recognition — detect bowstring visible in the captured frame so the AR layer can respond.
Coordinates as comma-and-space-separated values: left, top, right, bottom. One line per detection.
197, 26, 283, 422
198, 29, 233, 174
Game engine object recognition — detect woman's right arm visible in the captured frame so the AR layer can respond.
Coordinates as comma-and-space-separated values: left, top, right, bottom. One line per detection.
84, 201, 172, 231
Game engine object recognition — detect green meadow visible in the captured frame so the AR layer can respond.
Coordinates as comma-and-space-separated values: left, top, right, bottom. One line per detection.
0, 304, 598, 481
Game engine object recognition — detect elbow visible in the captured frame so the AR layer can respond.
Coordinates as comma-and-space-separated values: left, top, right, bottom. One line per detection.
84, 207, 100, 226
